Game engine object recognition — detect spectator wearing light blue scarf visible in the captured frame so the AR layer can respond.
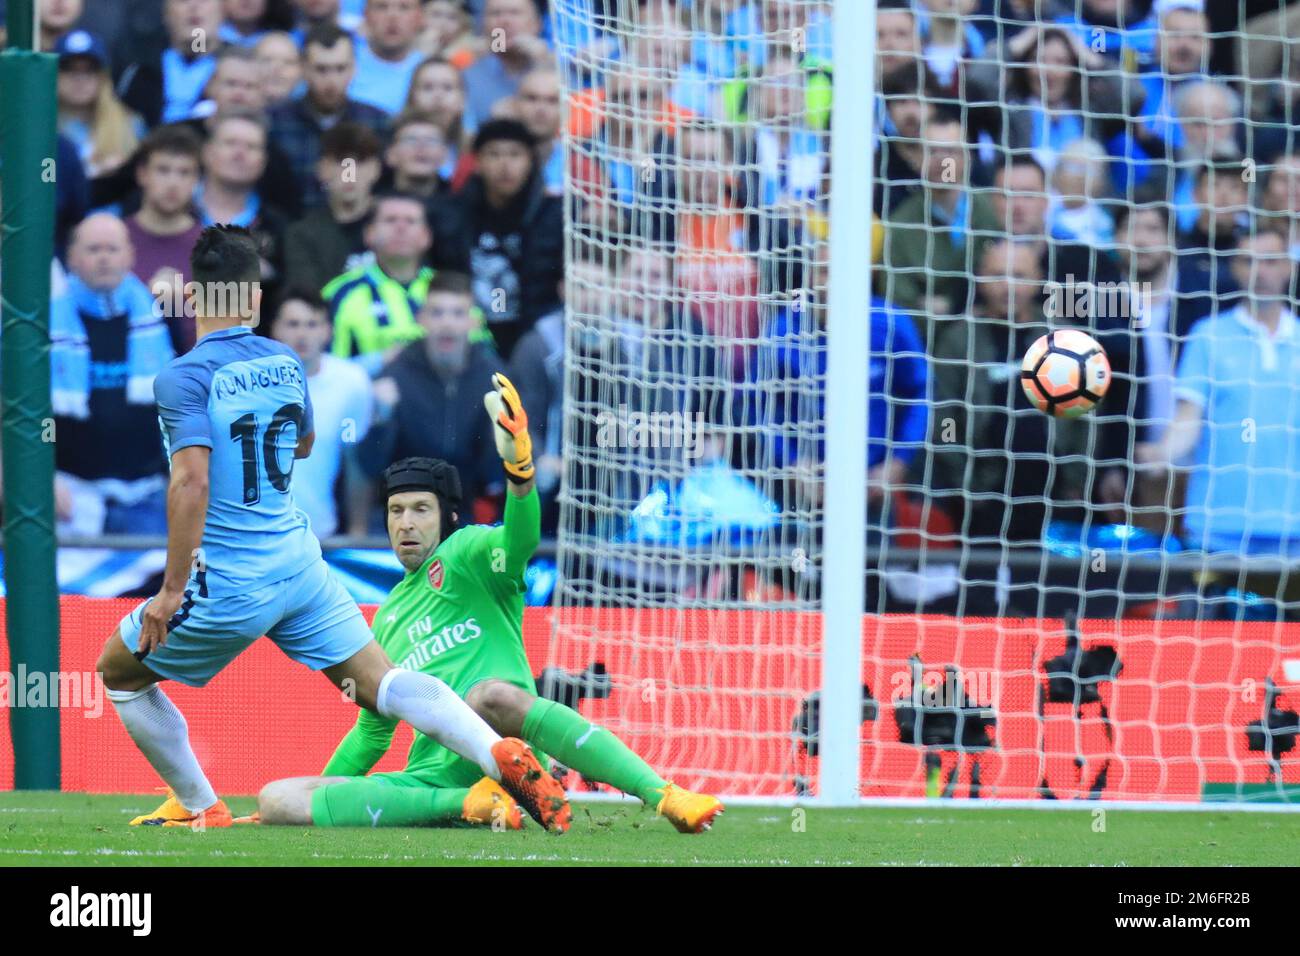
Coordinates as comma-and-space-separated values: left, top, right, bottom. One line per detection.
51, 269, 173, 420
50, 214, 175, 536
51, 238, 174, 421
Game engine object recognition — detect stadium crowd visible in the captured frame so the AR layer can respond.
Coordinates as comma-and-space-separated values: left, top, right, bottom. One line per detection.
2, 0, 1300, 562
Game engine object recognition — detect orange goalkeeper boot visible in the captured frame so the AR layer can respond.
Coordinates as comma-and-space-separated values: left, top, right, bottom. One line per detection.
130, 789, 233, 829
462, 777, 523, 830
491, 738, 571, 833
655, 783, 724, 834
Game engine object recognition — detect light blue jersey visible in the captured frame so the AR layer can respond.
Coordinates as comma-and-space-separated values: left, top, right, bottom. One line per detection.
153, 325, 322, 595
121, 325, 373, 686
1175, 306, 1300, 553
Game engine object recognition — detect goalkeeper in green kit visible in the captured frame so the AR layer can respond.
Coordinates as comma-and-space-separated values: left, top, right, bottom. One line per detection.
252, 374, 724, 833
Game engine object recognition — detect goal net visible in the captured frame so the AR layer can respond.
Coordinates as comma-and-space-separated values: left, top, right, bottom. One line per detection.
546, 0, 1300, 805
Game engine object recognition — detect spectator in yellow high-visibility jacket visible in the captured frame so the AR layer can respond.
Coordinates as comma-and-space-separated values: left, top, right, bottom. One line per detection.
323, 192, 435, 377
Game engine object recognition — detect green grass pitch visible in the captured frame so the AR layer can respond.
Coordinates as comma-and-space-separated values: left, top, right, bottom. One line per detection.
0, 793, 1294, 865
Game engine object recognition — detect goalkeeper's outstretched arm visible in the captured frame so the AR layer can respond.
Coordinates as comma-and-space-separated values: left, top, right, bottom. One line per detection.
487, 482, 542, 582
482, 373, 540, 577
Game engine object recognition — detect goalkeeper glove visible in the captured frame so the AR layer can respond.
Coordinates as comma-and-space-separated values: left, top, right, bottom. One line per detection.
483, 372, 534, 484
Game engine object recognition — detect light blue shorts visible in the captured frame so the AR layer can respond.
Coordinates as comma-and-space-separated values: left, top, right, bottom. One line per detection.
118, 556, 373, 687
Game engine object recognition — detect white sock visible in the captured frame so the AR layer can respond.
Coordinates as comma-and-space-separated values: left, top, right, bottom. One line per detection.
106, 684, 219, 812
375, 669, 502, 779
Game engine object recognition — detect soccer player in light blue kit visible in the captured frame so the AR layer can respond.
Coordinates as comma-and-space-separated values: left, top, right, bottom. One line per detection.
95, 225, 570, 832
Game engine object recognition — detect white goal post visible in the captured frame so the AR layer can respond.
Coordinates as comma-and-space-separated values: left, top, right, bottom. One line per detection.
819, 0, 875, 805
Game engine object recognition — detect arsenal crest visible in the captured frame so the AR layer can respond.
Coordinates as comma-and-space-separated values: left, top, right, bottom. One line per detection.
427, 558, 444, 590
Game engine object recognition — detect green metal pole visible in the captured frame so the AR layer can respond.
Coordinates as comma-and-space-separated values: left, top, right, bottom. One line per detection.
8, 1, 39, 52
0, 40, 62, 788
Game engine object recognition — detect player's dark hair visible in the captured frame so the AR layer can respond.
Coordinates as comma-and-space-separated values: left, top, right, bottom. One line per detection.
191, 224, 262, 286
383, 457, 463, 543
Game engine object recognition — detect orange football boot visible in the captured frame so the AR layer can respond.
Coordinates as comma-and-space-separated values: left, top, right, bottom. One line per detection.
655, 783, 725, 834
461, 777, 524, 830
491, 738, 571, 833
130, 790, 233, 829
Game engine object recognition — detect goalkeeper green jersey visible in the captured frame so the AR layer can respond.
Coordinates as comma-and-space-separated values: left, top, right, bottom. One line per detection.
322, 489, 541, 788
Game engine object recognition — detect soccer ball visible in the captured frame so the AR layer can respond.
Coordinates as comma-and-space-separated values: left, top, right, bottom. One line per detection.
1020, 329, 1111, 418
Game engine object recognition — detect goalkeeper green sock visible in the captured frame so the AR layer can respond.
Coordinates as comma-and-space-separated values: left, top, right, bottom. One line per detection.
311, 779, 468, 828
522, 698, 668, 806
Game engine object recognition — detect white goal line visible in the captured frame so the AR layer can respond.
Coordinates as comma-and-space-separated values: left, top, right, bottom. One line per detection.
566, 792, 1300, 813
